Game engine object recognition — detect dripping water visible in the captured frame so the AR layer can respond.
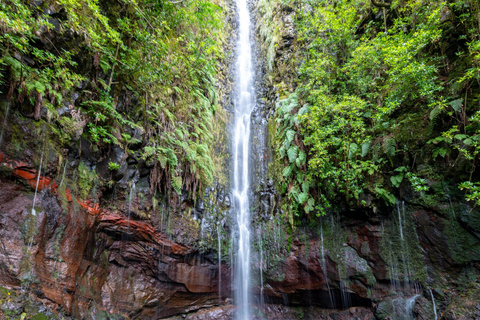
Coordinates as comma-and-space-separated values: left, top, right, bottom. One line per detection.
405, 294, 420, 319
429, 288, 437, 320
31, 125, 47, 217
58, 160, 68, 188
128, 182, 136, 218
122, 182, 135, 253
320, 220, 335, 308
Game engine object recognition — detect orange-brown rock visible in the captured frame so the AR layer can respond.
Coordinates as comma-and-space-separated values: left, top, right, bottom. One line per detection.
0, 177, 230, 319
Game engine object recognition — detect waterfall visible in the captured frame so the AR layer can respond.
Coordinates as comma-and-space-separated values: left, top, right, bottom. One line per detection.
232, 0, 255, 316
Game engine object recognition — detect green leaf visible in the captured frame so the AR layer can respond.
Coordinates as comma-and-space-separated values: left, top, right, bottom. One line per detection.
287, 145, 298, 163
302, 181, 309, 193
298, 104, 310, 116
307, 197, 315, 207
283, 165, 293, 178
448, 98, 463, 112
429, 105, 441, 121
390, 173, 404, 188
172, 175, 182, 194
463, 138, 473, 146
375, 186, 396, 206
454, 134, 468, 140
158, 154, 167, 169
298, 192, 308, 204
286, 129, 296, 142
348, 142, 358, 159
296, 150, 306, 167
383, 137, 396, 157
361, 141, 371, 157
432, 147, 448, 159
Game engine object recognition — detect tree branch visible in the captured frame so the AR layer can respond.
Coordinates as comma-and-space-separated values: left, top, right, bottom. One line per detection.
371, 0, 391, 8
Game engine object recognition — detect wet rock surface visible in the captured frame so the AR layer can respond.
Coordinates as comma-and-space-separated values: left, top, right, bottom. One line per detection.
2, 171, 480, 319
0, 178, 231, 319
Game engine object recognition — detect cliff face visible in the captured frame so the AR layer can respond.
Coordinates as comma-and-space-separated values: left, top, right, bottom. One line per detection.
1, 0, 480, 319
249, 0, 480, 318
0, 0, 234, 316
0, 151, 232, 319
1, 117, 480, 320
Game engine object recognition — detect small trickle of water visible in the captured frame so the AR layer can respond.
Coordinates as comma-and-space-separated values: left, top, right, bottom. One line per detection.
340, 279, 352, 309
127, 182, 136, 217
320, 221, 335, 308
31, 142, 46, 216
396, 201, 414, 288
405, 294, 420, 319
397, 202, 404, 242
429, 288, 438, 320
58, 160, 68, 188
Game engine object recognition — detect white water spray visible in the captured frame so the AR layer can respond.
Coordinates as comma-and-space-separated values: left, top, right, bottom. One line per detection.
232, 0, 255, 316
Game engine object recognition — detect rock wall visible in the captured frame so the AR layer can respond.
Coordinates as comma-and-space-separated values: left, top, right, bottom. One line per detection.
1, 0, 480, 319
0, 167, 231, 319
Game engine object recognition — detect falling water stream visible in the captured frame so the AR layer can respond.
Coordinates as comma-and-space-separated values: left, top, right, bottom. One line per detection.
320, 221, 335, 308
232, 0, 255, 316
430, 288, 438, 320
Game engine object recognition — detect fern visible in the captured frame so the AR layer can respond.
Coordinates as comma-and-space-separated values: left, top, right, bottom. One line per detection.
361, 141, 371, 157
172, 174, 183, 195
296, 150, 306, 167
286, 129, 295, 142
282, 165, 293, 178
383, 137, 396, 157
287, 145, 298, 163
348, 142, 358, 159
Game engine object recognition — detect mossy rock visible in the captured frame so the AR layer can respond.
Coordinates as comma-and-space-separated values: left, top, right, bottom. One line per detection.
442, 283, 480, 319
459, 206, 480, 239
444, 215, 480, 264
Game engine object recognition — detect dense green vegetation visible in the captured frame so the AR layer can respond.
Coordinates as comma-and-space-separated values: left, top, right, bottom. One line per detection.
0, 0, 230, 199
265, 0, 480, 218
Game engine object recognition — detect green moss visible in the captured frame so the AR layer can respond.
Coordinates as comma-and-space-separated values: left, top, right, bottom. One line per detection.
0, 287, 16, 298
30, 314, 55, 320
443, 282, 480, 319
444, 215, 480, 264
